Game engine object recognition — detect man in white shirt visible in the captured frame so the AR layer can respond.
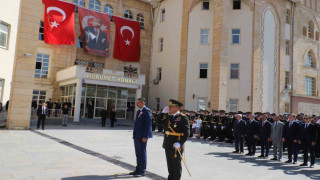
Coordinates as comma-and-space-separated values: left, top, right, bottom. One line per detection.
195, 116, 202, 138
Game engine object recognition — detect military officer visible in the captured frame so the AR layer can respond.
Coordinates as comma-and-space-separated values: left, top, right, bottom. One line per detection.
162, 99, 189, 180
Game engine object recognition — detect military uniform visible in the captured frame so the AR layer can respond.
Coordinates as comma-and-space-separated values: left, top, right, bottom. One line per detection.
162, 99, 189, 180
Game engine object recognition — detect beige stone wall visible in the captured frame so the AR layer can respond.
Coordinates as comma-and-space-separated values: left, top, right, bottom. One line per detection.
7, 0, 152, 129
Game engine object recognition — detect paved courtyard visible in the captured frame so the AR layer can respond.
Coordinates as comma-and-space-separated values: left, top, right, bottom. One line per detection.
0, 123, 319, 180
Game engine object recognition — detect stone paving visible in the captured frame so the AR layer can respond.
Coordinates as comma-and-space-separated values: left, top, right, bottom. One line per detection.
0, 122, 319, 180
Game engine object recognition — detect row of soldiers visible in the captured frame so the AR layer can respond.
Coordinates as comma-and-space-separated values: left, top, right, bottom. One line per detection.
151, 109, 320, 167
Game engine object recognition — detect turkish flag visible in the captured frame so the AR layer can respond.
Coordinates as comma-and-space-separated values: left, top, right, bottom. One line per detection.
43, 0, 75, 45
113, 16, 140, 62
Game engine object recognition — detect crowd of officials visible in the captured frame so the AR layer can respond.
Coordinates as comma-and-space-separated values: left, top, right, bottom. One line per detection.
151, 109, 320, 168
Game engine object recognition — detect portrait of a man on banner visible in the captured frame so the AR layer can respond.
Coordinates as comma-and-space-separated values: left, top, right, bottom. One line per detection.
79, 7, 110, 56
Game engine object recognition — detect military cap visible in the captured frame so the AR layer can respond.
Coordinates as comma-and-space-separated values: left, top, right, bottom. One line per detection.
169, 99, 183, 107
219, 110, 225, 113
238, 111, 244, 114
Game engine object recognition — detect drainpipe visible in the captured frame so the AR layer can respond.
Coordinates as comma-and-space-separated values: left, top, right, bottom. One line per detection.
289, 0, 295, 113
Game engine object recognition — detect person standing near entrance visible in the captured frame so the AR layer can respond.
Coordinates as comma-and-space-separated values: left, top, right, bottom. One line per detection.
37, 102, 48, 130
87, 100, 94, 119
131, 98, 152, 177
61, 104, 70, 126
110, 108, 116, 127
101, 107, 108, 127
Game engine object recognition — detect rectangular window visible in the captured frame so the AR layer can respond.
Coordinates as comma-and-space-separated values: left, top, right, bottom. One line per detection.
0, 21, 10, 49
230, 63, 239, 79
200, 29, 209, 44
199, 63, 208, 79
286, 9, 290, 24
232, 29, 240, 44
0, 79, 4, 102
32, 90, 47, 107
229, 99, 239, 112
158, 38, 164, 52
198, 98, 206, 111
202, 1, 210, 10
233, 0, 241, 10
285, 71, 290, 85
285, 40, 290, 55
160, 9, 165, 22
35, 53, 49, 78
305, 76, 315, 96
157, 68, 162, 81
39, 21, 44, 41
284, 103, 290, 113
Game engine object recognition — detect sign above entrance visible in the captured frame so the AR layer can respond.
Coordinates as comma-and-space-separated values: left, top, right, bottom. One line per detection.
86, 73, 138, 84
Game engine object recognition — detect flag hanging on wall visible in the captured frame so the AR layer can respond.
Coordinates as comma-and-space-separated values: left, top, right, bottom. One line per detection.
42, 0, 75, 45
113, 16, 141, 62
79, 7, 111, 56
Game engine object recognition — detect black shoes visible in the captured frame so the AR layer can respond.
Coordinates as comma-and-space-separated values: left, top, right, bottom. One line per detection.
270, 158, 277, 161
285, 160, 292, 163
245, 153, 252, 156
232, 151, 239, 153
133, 174, 145, 177
299, 163, 307, 167
129, 172, 136, 175
258, 155, 265, 158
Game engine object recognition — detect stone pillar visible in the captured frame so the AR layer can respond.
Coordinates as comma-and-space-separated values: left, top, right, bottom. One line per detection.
210, 0, 230, 111
74, 79, 82, 122
134, 86, 142, 120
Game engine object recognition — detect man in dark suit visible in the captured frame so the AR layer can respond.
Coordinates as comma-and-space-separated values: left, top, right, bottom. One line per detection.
258, 114, 272, 158
101, 107, 108, 127
131, 98, 153, 177
84, 17, 108, 52
283, 114, 300, 164
37, 102, 48, 130
162, 99, 189, 180
246, 113, 259, 156
233, 114, 247, 154
46, 99, 53, 117
298, 116, 317, 168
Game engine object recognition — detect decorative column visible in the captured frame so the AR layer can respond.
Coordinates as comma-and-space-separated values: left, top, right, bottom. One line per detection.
74, 78, 82, 122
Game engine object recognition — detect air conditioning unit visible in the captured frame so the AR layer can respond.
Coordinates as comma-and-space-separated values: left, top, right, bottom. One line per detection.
285, 84, 292, 90
153, 78, 159, 84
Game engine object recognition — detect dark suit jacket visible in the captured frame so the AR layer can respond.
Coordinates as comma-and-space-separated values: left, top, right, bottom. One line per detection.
246, 119, 259, 139
133, 107, 153, 139
101, 109, 108, 119
234, 119, 247, 137
259, 120, 271, 141
282, 121, 299, 141
84, 27, 108, 51
37, 106, 48, 116
299, 123, 317, 145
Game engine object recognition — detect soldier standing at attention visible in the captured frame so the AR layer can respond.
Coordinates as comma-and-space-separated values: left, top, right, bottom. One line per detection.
162, 99, 189, 180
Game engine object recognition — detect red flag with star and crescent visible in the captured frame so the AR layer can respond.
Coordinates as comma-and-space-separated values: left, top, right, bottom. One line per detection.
113, 16, 141, 62
43, 0, 75, 45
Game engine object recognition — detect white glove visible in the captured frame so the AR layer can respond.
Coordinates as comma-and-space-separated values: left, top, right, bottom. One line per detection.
173, 142, 181, 150
162, 106, 169, 113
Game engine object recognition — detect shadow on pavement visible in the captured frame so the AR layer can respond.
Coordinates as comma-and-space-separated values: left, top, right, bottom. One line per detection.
207, 152, 320, 179
61, 175, 139, 180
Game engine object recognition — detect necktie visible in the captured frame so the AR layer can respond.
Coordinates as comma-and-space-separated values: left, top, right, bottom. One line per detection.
275, 122, 278, 128
289, 122, 292, 127
305, 124, 307, 128
42, 107, 45, 115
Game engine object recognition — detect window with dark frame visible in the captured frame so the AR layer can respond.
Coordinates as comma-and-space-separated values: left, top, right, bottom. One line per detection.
35, 53, 49, 78
160, 9, 165, 22
157, 68, 162, 81
39, 21, 44, 41
285, 40, 290, 55
305, 76, 315, 96
137, 14, 145, 29
286, 9, 290, 24
202, 1, 210, 10
159, 38, 164, 52
199, 63, 208, 79
0, 21, 9, 49
233, 0, 241, 10
230, 63, 239, 79
104, 5, 113, 21
232, 29, 240, 44
124, 10, 133, 20
285, 71, 289, 86
77, 36, 83, 48
33, 90, 47, 107
73, 0, 85, 13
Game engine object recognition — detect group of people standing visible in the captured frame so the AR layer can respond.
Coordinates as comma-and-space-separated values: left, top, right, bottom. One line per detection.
151, 110, 320, 169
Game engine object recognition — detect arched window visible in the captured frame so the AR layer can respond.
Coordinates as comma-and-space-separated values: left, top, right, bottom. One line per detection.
104, 5, 113, 21
303, 26, 307, 36
308, 21, 314, 39
124, 10, 133, 19
89, 0, 100, 12
136, 14, 144, 29
73, 0, 85, 12
305, 50, 316, 68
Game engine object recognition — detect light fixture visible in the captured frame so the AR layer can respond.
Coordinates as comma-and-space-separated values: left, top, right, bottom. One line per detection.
24, 53, 32, 57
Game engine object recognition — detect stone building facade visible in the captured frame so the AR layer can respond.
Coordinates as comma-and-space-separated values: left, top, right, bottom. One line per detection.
149, 0, 320, 115
5, 0, 152, 129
